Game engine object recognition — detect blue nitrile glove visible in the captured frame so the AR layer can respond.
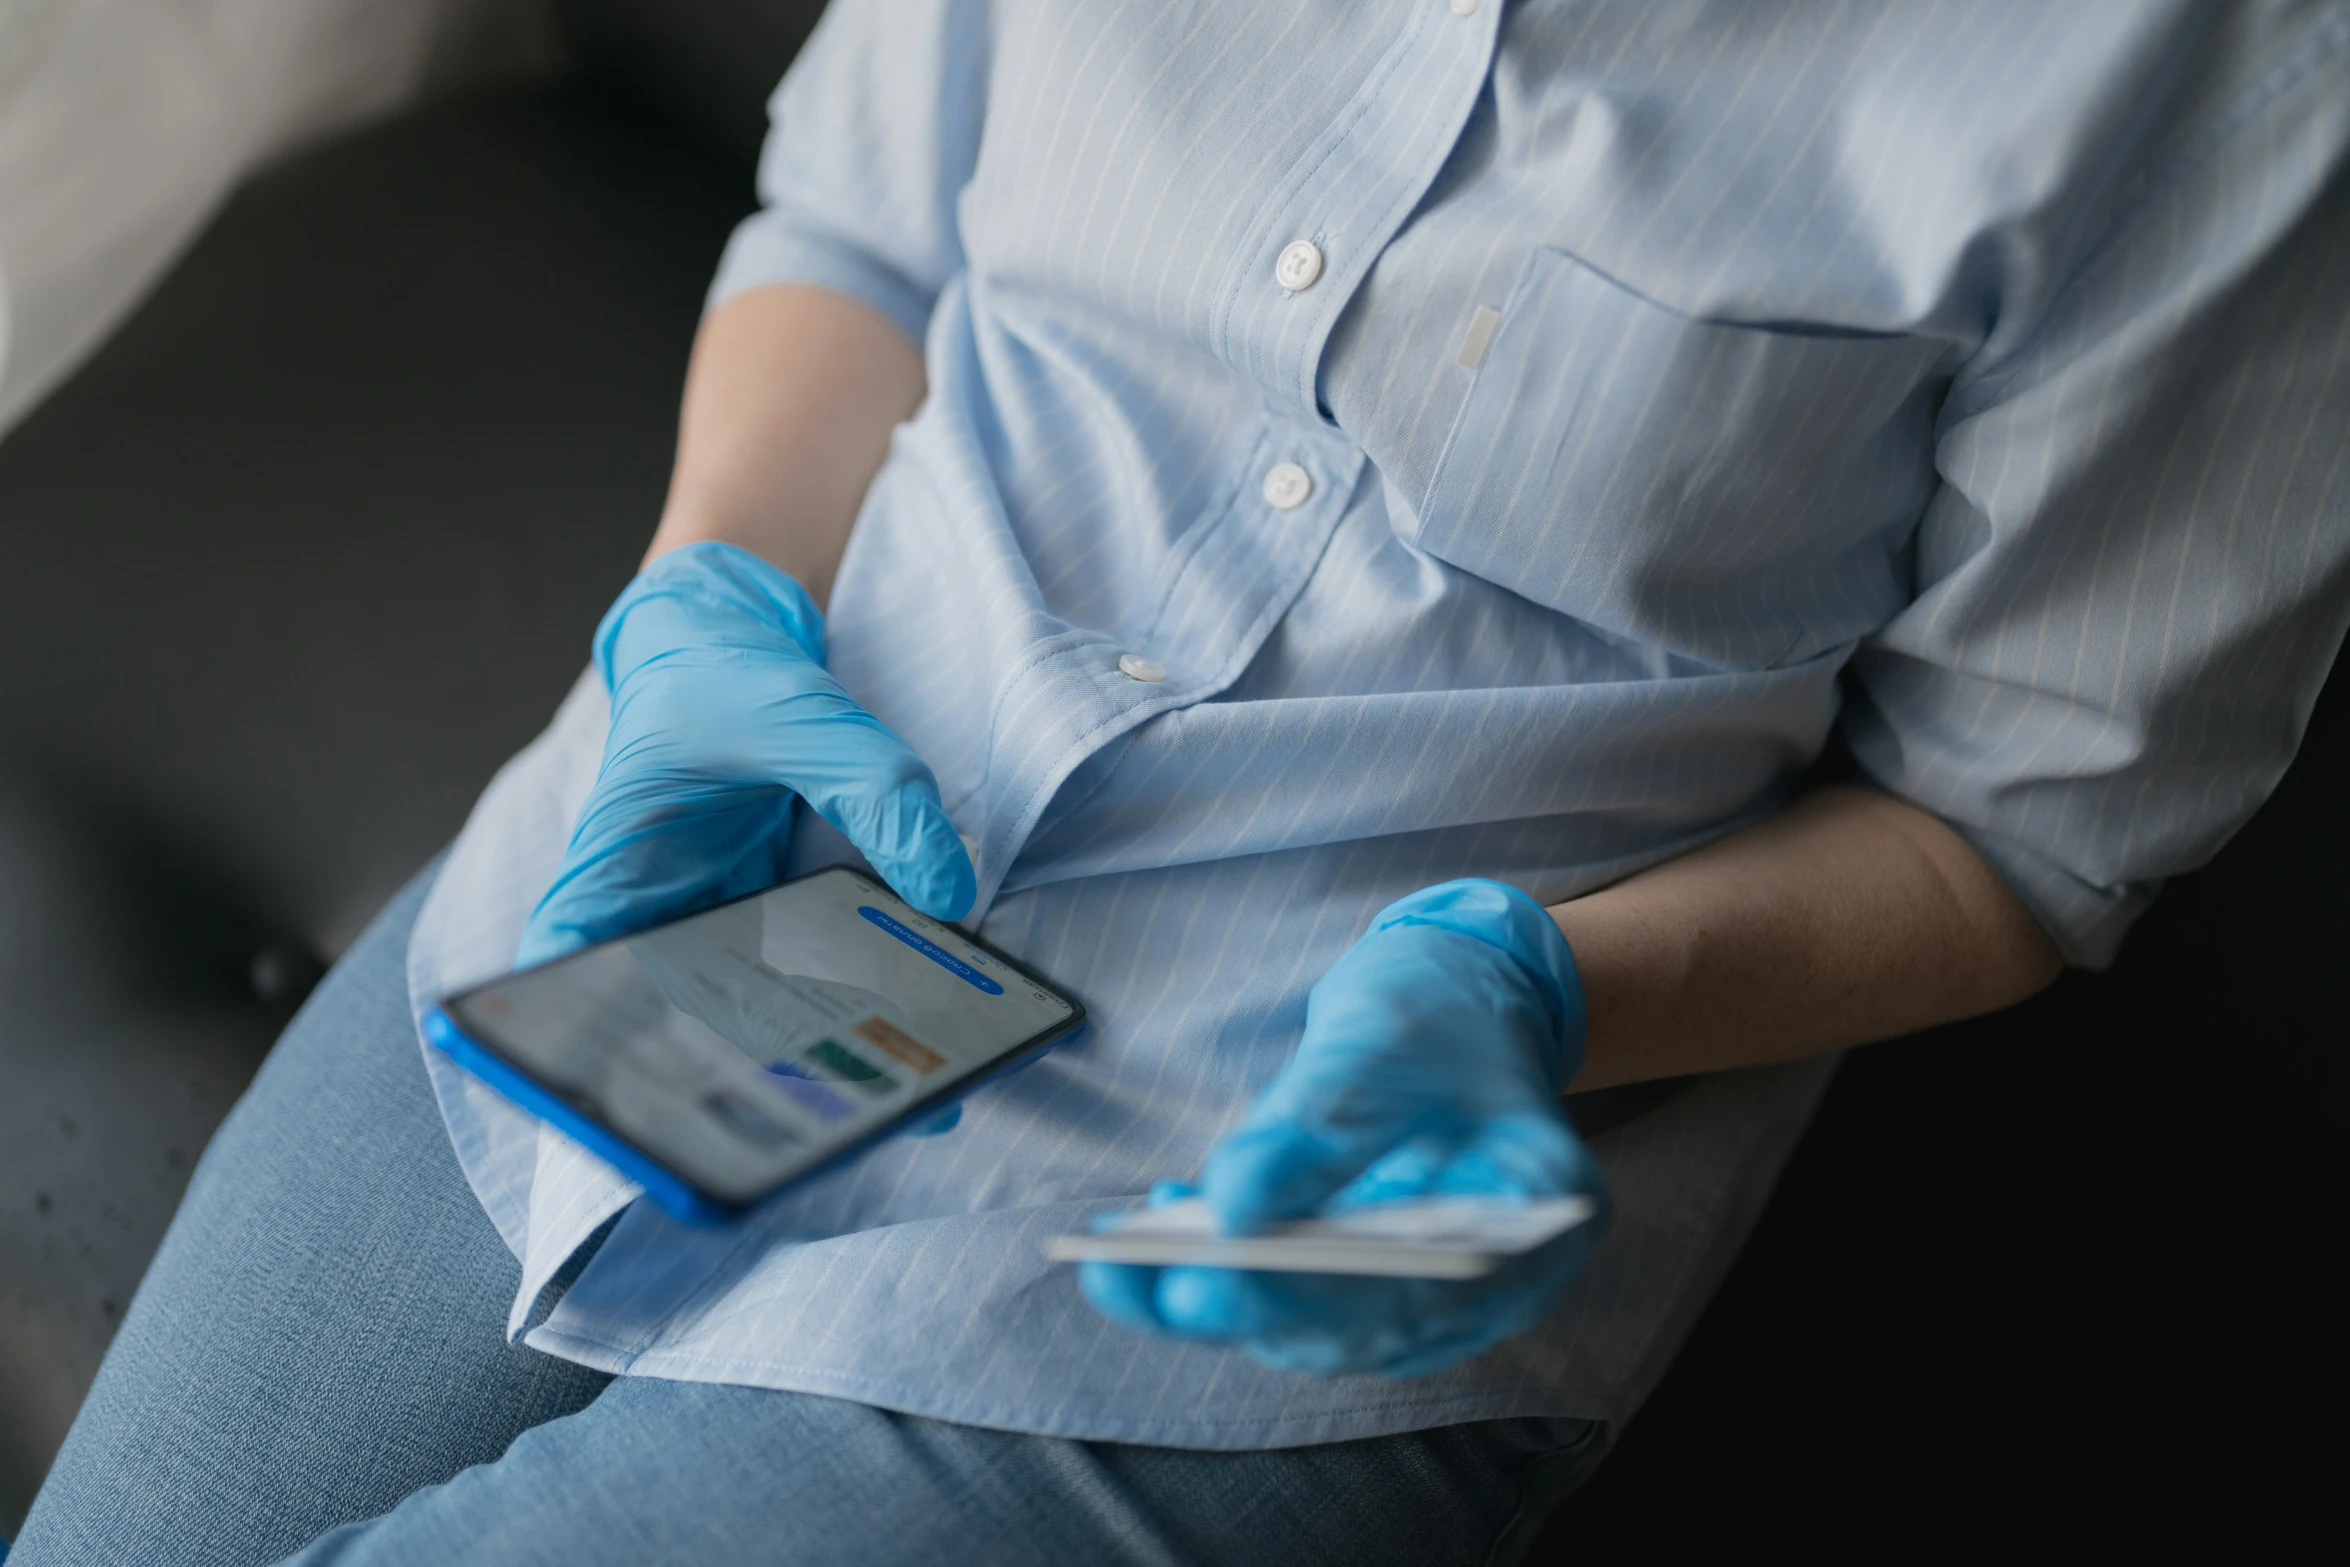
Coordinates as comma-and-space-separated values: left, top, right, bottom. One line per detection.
517, 541, 975, 967
1080, 879, 1609, 1376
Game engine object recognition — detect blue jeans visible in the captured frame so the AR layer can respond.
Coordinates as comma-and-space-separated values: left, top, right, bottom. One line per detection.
10, 870, 1603, 1566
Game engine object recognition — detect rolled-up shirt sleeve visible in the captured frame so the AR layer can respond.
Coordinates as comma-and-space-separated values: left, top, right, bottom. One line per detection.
707, 0, 991, 346
1846, 26, 2350, 968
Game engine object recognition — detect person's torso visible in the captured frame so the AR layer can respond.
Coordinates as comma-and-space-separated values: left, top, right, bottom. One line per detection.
829, 0, 2257, 911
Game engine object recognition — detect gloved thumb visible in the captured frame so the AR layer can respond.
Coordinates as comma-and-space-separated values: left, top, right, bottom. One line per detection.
517, 782, 793, 967
781, 718, 977, 923
1198, 1090, 1419, 1237
899, 1102, 963, 1137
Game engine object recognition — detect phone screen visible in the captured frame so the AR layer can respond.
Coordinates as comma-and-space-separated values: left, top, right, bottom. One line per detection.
437, 868, 1080, 1208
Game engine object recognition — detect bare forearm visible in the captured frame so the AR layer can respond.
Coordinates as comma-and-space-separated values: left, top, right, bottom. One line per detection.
1554, 785, 2063, 1091
645, 284, 926, 606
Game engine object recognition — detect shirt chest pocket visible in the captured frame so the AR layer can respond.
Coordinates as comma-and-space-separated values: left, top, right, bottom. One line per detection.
1410, 248, 1950, 670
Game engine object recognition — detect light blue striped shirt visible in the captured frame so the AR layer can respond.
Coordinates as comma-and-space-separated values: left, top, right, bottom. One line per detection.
408, 0, 2350, 1447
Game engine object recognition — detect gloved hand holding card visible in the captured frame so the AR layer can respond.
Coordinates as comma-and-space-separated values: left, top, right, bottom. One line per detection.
518, 541, 976, 968
1078, 879, 1611, 1377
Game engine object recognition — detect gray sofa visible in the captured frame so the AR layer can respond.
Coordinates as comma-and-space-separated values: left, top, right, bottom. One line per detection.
2, 5, 2341, 1556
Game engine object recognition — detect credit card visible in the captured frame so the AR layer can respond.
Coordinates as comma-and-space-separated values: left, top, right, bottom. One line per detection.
1046, 1195, 1596, 1279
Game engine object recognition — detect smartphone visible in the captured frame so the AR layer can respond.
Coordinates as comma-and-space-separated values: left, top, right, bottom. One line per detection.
425, 867, 1085, 1224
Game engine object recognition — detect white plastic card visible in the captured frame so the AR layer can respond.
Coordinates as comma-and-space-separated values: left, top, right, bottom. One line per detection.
1046, 1195, 1596, 1279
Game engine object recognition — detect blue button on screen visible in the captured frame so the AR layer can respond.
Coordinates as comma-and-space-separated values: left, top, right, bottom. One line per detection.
858, 906, 1004, 994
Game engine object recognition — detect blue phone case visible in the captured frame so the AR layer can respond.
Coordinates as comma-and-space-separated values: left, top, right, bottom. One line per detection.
422, 874, 1086, 1226
426, 1006, 1082, 1225
424, 1007, 736, 1224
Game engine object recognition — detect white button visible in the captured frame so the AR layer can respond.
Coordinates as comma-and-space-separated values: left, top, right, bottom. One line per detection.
1261, 462, 1313, 510
1450, 0, 1478, 13
958, 832, 980, 862
1274, 240, 1324, 291
1117, 653, 1167, 683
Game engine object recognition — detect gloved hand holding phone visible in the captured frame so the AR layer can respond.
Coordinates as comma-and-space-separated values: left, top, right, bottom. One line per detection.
519, 544, 1604, 1321
1081, 879, 1609, 1376
517, 541, 976, 969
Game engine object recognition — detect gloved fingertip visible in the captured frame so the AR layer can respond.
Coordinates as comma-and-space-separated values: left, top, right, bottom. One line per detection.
1147, 1180, 1200, 1208
511, 926, 574, 971
1078, 1263, 1169, 1333
845, 789, 976, 922
1154, 1267, 1254, 1338
924, 871, 980, 924
514, 898, 606, 968
903, 841, 978, 923
1200, 1129, 1356, 1237
900, 1103, 963, 1138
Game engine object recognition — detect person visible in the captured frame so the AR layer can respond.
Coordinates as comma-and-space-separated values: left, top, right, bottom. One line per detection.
14, 3, 2350, 1563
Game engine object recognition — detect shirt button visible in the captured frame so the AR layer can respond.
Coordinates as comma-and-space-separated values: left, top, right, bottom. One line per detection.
1261, 462, 1313, 510
1450, 0, 1478, 13
1117, 653, 1167, 683
1274, 240, 1324, 292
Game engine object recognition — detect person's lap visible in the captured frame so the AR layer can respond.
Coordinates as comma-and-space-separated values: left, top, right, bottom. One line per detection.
11, 868, 1600, 1567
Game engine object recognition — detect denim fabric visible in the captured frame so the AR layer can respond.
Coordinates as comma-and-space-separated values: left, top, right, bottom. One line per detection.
12, 869, 1600, 1567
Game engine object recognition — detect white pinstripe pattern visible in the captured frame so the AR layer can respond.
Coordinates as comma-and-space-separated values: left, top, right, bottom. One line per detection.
407, 1, 2350, 1447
